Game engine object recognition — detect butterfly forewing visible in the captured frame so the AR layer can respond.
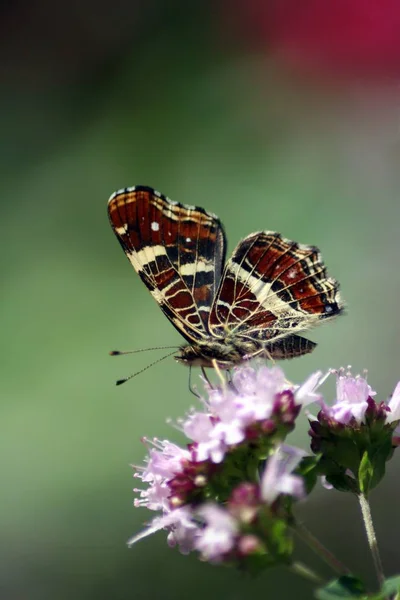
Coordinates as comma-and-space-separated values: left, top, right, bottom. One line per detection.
108, 186, 226, 342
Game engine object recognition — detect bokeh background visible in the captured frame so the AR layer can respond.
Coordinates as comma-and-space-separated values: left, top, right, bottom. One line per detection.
2, 1, 400, 598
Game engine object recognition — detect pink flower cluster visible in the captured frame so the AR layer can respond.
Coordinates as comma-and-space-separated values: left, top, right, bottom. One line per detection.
129, 365, 320, 560
182, 366, 319, 463
129, 364, 400, 564
130, 442, 306, 562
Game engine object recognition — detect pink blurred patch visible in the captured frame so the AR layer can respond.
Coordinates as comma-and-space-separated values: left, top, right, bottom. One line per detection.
231, 0, 400, 80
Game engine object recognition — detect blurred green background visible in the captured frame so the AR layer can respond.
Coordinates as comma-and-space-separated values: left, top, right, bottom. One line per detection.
2, 1, 400, 598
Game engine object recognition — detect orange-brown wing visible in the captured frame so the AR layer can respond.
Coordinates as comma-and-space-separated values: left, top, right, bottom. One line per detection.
108, 186, 226, 342
209, 231, 343, 349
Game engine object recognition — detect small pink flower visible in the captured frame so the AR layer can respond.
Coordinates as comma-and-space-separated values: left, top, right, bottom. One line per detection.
167, 509, 201, 555
337, 370, 375, 402
237, 534, 263, 556
317, 368, 375, 425
141, 439, 190, 481
295, 370, 326, 406
182, 413, 214, 442
387, 381, 400, 424
128, 506, 199, 553
385, 381, 400, 442
194, 504, 239, 562
261, 445, 306, 504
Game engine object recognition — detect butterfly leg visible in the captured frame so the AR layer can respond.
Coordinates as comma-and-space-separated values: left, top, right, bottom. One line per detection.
201, 366, 214, 389
244, 347, 276, 364
263, 347, 275, 364
188, 366, 201, 398
225, 369, 240, 393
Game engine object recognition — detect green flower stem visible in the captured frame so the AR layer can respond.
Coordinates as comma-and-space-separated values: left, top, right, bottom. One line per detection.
293, 521, 351, 576
290, 561, 324, 585
358, 493, 385, 589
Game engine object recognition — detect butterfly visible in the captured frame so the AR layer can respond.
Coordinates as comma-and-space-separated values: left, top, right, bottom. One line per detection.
108, 186, 343, 370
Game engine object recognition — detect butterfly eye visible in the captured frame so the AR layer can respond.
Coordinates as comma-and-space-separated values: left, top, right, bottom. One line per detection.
324, 304, 335, 314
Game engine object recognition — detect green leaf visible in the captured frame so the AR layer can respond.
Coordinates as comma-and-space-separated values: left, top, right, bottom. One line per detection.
380, 575, 400, 597
257, 511, 293, 563
358, 451, 374, 495
315, 576, 367, 599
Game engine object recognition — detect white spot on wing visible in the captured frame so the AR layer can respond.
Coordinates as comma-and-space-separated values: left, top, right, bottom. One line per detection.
151, 221, 160, 232
186, 237, 191, 243
298, 242, 313, 252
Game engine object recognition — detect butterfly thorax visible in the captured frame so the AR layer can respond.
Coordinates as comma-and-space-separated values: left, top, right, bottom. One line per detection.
176, 336, 262, 369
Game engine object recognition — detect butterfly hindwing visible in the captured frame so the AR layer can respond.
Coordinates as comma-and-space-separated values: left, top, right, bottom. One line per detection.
209, 231, 342, 353
108, 186, 226, 342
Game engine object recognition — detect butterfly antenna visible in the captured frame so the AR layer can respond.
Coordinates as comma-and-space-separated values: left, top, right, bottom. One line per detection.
110, 346, 180, 356
115, 350, 178, 386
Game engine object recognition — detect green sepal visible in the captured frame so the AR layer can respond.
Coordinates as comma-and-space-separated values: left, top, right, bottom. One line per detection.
296, 455, 320, 495
315, 575, 367, 599
357, 437, 394, 494
314, 421, 397, 494
257, 509, 293, 564
358, 451, 373, 495
318, 457, 359, 493
236, 551, 276, 576
368, 436, 393, 491
379, 575, 400, 598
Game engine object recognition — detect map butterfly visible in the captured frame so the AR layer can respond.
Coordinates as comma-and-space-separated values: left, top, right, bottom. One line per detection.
108, 186, 343, 369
